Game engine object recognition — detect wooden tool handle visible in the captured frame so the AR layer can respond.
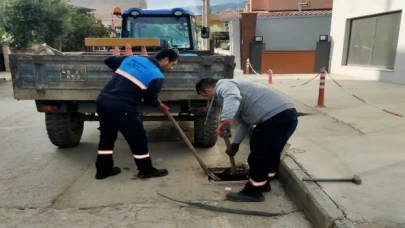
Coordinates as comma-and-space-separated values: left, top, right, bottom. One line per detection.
224, 137, 237, 175
224, 137, 232, 148
166, 112, 221, 181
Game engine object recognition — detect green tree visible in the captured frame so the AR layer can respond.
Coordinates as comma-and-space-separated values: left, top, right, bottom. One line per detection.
0, 0, 11, 29
2, 0, 72, 50
0, 27, 14, 46
62, 6, 112, 52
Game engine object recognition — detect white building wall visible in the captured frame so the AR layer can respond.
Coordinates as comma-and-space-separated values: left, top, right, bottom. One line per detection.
229, 19, 241, 70
330, 0, 405, 84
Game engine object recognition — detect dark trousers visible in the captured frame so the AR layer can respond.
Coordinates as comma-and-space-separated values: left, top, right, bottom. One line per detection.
95, 104, 154, 174
248, 108, 298, 186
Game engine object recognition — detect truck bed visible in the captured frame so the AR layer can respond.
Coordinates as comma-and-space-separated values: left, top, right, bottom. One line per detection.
9, 53, 235, 101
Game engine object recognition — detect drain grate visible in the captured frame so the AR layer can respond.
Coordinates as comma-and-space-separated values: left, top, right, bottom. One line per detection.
208, 167, 249, 182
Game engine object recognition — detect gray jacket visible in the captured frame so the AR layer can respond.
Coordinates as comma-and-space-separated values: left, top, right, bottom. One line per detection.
211, 79, 295, 144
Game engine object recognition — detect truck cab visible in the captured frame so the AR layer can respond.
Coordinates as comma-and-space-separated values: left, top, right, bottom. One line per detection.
114, 7, 200, 51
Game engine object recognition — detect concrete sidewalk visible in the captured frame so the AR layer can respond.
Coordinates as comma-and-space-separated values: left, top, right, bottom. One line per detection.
244, 73, 405, 228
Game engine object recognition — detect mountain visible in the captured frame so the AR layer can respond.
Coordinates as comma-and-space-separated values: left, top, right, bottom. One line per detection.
182, 1, 246, 15
201, 0, 244, 5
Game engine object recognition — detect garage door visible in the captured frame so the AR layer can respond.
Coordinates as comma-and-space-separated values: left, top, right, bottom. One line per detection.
261, 51, 315, 74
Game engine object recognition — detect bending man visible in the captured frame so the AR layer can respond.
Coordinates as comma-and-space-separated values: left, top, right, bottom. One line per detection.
195, 78, 298, 202
95, 48, 180, 180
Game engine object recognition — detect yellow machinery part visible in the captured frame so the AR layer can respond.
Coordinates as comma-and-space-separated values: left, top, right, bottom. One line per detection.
85, 38, 160, 47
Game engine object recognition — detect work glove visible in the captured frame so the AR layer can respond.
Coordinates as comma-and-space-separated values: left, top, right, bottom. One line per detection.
158, 103, 170, 116
216, 120, 232, 138
225, 143, 240, 157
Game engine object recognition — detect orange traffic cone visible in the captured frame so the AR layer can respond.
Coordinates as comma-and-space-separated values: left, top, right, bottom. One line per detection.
112, 46, 120, 56
125, 43, 133, 56
140, 46, 148, 56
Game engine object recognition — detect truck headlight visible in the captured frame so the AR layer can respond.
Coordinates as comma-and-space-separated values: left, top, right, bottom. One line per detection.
173, 10, 183, 16
131, 11, 140, 16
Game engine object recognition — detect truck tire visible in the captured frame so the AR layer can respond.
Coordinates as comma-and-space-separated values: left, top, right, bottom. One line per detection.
45, 113, 84, 148
194, 113, 218, 148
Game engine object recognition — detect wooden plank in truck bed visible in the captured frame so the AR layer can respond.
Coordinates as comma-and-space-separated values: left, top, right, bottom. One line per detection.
85, 38, 160, 47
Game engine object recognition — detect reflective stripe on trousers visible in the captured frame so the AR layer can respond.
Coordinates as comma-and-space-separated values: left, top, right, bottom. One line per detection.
98, 150, 113, 155
133, 153, 150, 159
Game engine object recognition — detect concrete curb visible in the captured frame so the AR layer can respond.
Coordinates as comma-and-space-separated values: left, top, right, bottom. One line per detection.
0, 78, 6, 84
278, 156, 356, 228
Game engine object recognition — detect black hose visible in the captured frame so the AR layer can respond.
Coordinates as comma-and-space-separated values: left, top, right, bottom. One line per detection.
157, 192, 286, 217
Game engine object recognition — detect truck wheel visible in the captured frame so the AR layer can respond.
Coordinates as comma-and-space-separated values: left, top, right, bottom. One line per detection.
194, 113, 218, 148
45, 113, 84, 148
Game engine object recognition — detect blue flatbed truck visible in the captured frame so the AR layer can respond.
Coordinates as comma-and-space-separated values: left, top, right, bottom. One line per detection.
9, 7, 235, 149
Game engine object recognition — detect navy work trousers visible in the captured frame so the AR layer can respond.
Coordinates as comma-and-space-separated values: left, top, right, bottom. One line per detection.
95, 104, 153, 174
248, 108, 298, 185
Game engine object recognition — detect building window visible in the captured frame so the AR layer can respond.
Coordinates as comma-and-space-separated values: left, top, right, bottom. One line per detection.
346, 11, 402, 69
224, 22, 229, 32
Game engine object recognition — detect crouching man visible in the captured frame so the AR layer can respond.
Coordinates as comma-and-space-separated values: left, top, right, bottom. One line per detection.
195, 78, 298, 202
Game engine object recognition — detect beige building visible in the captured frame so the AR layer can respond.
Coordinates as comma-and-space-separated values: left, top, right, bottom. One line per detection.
246, 0, 332, 12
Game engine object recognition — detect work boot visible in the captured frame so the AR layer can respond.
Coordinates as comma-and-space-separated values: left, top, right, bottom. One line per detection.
95, 154, 122, 179
137, 168, 168, 179
259, 181, 271, 192
95, 167, 122, 180
226, 182, 265, 202
135, 157, 169, 179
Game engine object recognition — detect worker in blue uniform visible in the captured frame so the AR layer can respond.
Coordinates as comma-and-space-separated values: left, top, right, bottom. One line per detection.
94, 48, 180, 180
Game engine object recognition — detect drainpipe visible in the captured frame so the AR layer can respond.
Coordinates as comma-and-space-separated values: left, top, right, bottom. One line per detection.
298, 0, 311, 11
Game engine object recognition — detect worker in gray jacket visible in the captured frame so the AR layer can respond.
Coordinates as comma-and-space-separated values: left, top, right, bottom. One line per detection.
195, 78, 298, 202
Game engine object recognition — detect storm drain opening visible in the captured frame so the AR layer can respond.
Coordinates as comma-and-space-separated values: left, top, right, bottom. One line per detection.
208, 167, 249, 182
297, 112, 311, 117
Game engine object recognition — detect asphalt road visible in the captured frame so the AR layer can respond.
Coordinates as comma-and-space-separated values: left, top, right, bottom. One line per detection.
0, 81, 312, 228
